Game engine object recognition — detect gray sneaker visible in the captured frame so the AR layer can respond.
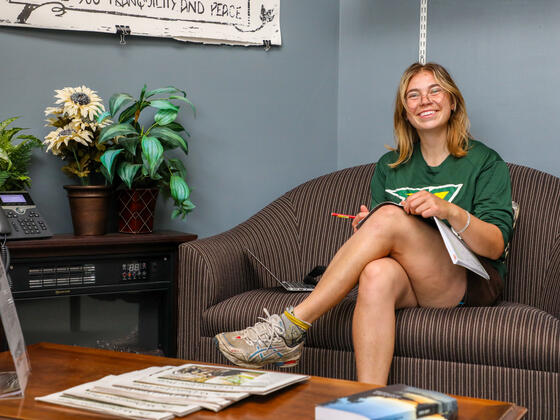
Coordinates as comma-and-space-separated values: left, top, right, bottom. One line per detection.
213, 308, 306, 369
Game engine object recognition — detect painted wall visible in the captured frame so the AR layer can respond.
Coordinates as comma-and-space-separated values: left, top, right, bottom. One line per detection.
2, 0, 559, 240
338, 0, 560, 178
0, 0, 340, 238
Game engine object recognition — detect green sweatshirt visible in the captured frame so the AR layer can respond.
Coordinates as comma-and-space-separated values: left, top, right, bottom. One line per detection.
370, 139, 514, 279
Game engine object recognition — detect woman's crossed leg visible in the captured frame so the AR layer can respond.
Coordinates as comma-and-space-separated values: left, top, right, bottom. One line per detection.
214, 205, 467, 378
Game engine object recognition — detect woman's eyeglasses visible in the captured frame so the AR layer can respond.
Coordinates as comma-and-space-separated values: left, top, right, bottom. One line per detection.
405, 86, 444, 105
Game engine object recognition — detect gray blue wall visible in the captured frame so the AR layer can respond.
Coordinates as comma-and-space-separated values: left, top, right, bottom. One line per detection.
1, 0, 559, 239
1, 1, 340, 238
338, 0, 560, 178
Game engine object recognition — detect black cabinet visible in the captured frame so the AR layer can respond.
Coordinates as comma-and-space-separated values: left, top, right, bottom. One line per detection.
5, 231, 196, 357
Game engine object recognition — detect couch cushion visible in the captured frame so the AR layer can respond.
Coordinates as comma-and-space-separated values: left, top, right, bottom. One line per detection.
203, 289, 558, 373
395, 301, 558, 372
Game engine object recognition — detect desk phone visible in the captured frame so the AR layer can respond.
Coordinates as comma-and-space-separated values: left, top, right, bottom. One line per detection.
0, 191, 52, 240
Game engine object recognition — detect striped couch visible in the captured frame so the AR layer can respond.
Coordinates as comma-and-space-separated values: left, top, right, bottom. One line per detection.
177, 163, 559, 420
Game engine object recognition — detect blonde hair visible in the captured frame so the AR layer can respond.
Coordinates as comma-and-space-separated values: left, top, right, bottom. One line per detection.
390, 62, 471, 168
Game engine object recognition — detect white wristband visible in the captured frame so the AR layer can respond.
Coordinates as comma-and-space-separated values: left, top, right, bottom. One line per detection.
451, 210, 470, 238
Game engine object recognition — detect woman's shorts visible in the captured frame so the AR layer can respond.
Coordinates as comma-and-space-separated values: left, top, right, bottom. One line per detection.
461, 257, 503, 307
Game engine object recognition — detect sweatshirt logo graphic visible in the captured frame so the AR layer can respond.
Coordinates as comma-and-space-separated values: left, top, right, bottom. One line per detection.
385, 184, 463, 203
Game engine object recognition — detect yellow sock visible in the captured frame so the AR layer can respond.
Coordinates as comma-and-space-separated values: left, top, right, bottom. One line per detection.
284, 309, 310, 331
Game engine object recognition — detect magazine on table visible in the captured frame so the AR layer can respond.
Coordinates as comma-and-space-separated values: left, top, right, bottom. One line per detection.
36, 363, 309, 419
140, 363, 309, 394
357, 201, 489, 280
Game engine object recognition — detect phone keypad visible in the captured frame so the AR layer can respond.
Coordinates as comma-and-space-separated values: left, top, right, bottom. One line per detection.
4, 209, 50, 237
18, 218, 40, 235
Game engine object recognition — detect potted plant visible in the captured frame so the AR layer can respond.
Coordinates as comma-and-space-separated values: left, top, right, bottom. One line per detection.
0, 117, 42, 190
43, 86, 112, 235
97, 84, 195, 233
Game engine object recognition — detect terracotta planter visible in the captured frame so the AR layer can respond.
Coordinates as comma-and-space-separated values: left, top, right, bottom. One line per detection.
64, 185, 111, 236
117, 188, 159, 234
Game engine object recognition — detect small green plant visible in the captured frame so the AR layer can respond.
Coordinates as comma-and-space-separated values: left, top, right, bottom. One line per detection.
98, 84, 195, 219
0, 117, 42, 191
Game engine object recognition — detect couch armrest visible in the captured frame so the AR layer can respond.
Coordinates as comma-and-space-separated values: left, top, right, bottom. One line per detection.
176, 196, 302, 359
544, 235, 560, 319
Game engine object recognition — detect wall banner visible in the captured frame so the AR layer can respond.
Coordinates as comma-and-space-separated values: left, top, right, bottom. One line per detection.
0, 0, 281, 46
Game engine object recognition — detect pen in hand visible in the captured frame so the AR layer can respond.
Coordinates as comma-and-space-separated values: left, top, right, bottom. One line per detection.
331, 212, 356, 219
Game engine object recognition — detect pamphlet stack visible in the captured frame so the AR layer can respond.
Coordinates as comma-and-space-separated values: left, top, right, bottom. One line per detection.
36, 363, 309, 419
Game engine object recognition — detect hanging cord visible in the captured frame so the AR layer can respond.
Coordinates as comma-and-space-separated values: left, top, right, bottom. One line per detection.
418, 0, 428, 64
0, 235, 11, 289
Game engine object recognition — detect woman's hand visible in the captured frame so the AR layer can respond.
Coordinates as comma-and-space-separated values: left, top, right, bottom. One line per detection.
352, 205, 370, 233
400, 190, 453, 220
401, 191, 505, 259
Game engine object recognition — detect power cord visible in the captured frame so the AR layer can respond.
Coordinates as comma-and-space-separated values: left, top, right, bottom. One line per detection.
0, 235, 11, 289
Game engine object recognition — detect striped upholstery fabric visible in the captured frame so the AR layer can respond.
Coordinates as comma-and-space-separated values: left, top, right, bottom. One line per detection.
505, 165, 560, 317
177, 163, 560, 420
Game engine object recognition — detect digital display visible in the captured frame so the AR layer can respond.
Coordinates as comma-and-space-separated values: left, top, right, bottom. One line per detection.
0, 194, 26, 204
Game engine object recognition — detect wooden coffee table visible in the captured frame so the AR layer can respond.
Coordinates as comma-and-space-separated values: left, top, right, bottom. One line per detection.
0, 343, 526, 419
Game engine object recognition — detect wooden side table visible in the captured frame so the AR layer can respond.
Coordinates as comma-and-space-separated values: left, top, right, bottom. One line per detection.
5, 231, 197, 357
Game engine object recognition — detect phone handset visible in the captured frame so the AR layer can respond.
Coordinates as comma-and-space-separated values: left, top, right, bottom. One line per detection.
0, 211, 12, 235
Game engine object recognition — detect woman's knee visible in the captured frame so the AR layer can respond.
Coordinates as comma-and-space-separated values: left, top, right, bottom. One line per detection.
358, 259, 406, 302
360, 204, 410, 237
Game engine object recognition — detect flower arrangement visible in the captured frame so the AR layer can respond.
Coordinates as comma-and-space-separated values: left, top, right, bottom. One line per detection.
43, 86, 110, 185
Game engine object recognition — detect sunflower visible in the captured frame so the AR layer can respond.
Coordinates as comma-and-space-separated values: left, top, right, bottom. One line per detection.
43, 123, 93, 155
54, 86, 105, 121
73, 114, 112, 132
44, 106, 70, 128
44, 106, 64, 116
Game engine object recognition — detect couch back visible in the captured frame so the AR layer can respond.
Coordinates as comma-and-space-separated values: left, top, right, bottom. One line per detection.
277, 163, 560, 316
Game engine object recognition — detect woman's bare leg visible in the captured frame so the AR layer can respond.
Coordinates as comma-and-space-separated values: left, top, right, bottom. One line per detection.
352, 258, 416, 384
294, 204, 466, 323
214, 205, 467, 372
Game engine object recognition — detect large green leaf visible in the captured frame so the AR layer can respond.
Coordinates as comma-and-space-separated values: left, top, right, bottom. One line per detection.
149, 100, 179, 111
98, 123, 137, 144
154, 109, 177, 126
141, 136, 164, 179
109, 93, 134, 117
170, 175, 190, 202
96, 110, 111, 124
167, 158, 187, 179
117, 161, 142, 189
118, 103, 137, 124
139, 84, 147, 103
149, 126, 188, 153
145, 86, 186, 98
119, 101, 150, 123
165, 122, 186, 133
169, 95, 196, 117
118, 136, 140, 156
99, 149, 123, 184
